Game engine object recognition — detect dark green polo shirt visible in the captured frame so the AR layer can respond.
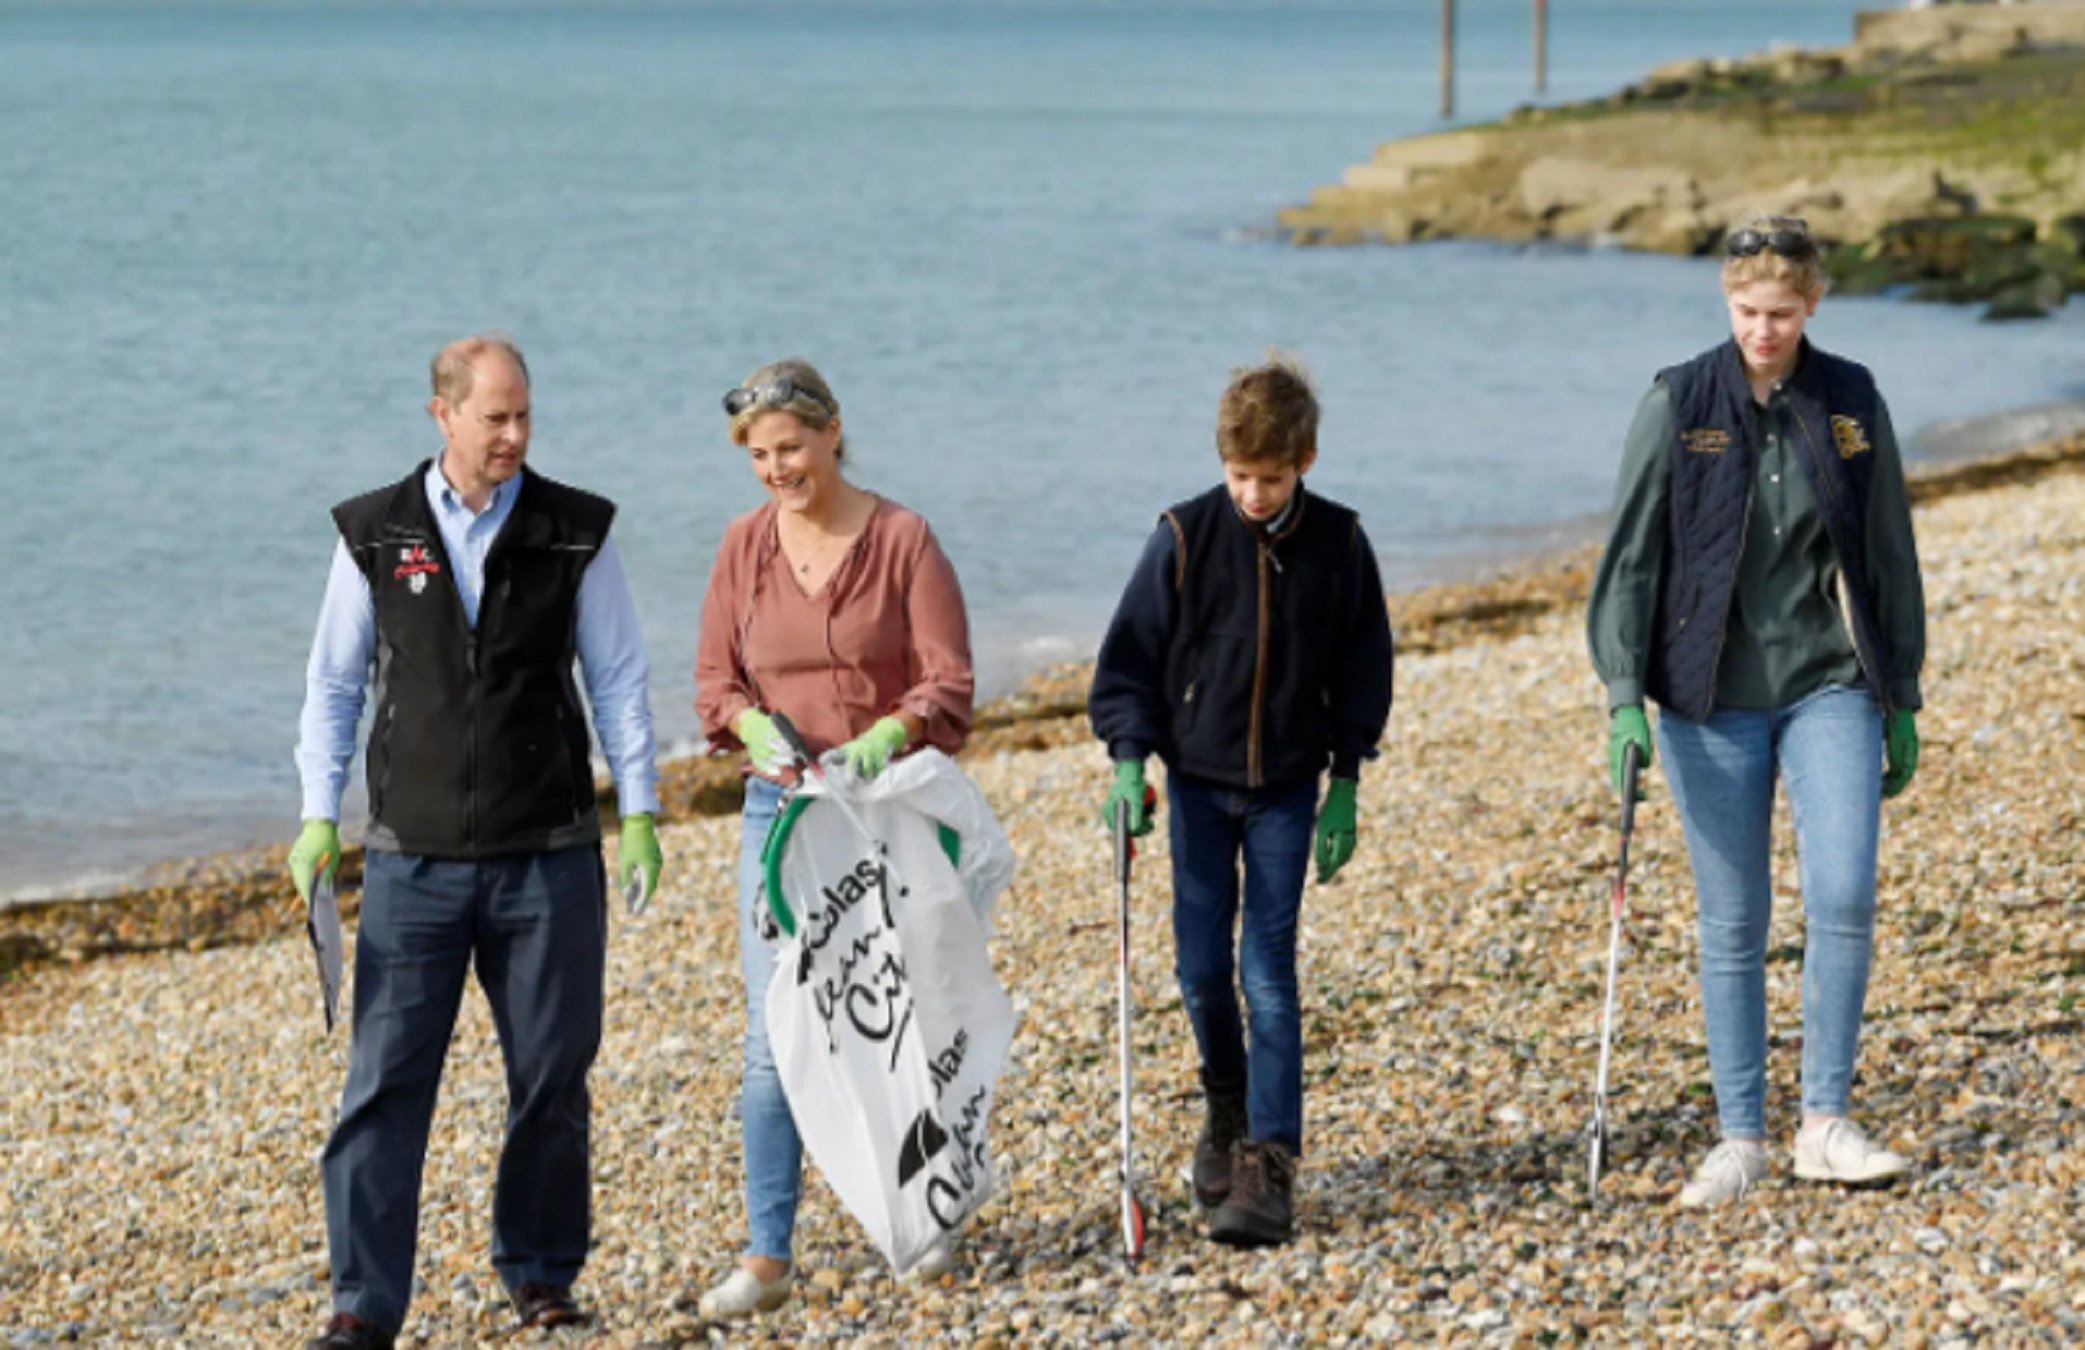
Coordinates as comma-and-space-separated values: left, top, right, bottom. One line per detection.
1588, 380, 1925, 714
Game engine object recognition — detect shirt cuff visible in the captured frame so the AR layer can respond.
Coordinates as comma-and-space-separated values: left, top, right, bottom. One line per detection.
1887, 678, 1922, 713
896, 695, 943, 741
1109, 739, 1150, 764
1330, 751, 1363, 781
615, 778, 661, 817
1605, 677, 1645, 711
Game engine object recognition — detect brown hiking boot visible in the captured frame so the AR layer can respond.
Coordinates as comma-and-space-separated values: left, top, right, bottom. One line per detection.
1208, 1139, 1295, 1246
1192, 1076, 1249, 1208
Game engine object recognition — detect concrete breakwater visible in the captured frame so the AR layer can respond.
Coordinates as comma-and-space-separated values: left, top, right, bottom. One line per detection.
1279, 2, 2085, 321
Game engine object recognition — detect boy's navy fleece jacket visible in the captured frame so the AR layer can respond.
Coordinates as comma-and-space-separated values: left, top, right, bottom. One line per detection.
1088, 483, 1394, 790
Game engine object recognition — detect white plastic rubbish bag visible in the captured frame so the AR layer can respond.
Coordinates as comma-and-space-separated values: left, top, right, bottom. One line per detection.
762, 749, 1018, 1274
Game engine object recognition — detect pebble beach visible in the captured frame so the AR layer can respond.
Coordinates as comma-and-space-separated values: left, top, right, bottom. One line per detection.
3, 440, 2083, 1347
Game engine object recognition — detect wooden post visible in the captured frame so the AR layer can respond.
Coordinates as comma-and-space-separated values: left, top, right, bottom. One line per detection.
1441, 0, 1456, 119
1534, 0, 1549, 95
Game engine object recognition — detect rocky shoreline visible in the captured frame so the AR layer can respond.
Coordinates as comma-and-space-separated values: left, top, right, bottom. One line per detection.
4, 430, 2082, 988
1278, 2, 2085, 320
2, 429, 2081, 1344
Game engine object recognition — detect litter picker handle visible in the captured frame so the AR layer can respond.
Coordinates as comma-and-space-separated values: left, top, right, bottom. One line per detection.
1113, 797, 1132, 886
769, 710, 814, 770
1112, 786, 1156, 885
1619, 739, 1642, 839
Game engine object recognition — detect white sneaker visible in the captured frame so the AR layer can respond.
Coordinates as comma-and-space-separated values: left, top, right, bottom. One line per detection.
697, 1264, 794, 1319
1793, 1118, 1909, 1186
1676, 1139, 1770, 1208
901, 1235, 958, 1282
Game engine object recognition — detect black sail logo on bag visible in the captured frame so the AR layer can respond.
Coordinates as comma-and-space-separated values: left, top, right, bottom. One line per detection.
896, 1108, 951, 1187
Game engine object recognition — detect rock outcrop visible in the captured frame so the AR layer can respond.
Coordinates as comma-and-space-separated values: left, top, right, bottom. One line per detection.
1279, 1, 2085, 319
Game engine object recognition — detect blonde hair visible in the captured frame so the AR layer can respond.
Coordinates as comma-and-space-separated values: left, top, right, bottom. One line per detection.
1721, 215, 1826, 299
430, 333, 529, 406
726, 357, 843, 456
1216, 352, 1319, 468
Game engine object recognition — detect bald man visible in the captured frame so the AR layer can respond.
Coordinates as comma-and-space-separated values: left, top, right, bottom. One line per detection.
290, 335, 662, 1348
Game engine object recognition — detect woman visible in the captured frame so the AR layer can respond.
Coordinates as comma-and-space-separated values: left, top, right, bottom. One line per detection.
693, 358, 975, 1316
1587, 215, 1925, 1208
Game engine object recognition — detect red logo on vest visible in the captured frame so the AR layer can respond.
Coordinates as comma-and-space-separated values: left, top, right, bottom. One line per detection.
395, 544, 442, 594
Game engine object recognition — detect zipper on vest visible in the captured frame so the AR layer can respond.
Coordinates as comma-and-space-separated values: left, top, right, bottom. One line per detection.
1700, 413, 1761, 709
1788, 402, 1892, 716
467, 527, 516, 853
465, 632, 479, 848
1249, 537, 1271, 788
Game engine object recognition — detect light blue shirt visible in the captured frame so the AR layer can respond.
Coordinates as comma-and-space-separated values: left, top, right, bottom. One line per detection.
294, 459, 660, 823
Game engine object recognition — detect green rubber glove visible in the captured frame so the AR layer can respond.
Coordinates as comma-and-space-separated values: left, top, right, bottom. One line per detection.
1314, 777, 1359, 884
1609, 705, 1653, 798
842, 715, 909, 779
1101, 758, 1154, 837
1883, 708, 1919, 798
619, 813, 663, 905
735, 708, 791, 776
288, 819, 341, 902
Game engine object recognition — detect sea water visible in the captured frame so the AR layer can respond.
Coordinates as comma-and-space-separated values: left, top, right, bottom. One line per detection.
3, 0, 2081, 900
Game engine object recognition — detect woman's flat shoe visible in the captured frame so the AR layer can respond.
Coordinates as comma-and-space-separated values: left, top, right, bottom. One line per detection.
902, 1235, 958, 1281
697, 1265, 795, 1319
1794, 1119, 1909, 1186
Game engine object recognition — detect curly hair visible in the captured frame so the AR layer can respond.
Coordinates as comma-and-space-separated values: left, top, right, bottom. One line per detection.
1721, 214, 1826, 300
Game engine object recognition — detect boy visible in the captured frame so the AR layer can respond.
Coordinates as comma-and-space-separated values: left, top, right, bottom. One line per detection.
1088, 355, 1394, 1245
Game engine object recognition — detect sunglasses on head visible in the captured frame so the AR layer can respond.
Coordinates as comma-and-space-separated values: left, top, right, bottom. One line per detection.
722, 377, 832, 418
1726, 225, 1816, 259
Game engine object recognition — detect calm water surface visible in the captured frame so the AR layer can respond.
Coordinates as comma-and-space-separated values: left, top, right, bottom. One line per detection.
3, 0, 2081, 898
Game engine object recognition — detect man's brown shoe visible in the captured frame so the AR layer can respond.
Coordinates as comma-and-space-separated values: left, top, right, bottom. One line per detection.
305, 1312, 395, 1350
1207, 1139, 1295, 1246
511, 1283, 589, 1329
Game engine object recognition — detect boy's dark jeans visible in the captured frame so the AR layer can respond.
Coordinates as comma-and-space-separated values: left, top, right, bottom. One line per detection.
1165, 771, 1318, 1154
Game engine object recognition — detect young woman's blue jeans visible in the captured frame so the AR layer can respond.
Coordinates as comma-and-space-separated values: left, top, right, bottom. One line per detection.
733, 775, 801, 1262
1656, 684, 1885, 1142
1166, 772, 1319, 1153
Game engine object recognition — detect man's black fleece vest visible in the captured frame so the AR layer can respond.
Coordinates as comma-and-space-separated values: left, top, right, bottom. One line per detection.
1162, 484, 1361, 789
1647, 338, 1889, 722
333, 462, 614, 858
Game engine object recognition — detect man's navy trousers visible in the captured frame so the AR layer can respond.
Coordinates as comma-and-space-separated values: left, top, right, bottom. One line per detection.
322, 845, 606, 1334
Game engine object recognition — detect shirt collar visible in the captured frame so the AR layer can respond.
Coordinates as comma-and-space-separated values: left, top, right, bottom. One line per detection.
1231, 489, 1299, 536
425, 457, 518, 519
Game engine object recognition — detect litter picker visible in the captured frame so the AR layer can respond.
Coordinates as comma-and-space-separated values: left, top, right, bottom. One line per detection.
622, 861, 653, 917
1587, 740, 1642, 1200
770, 712, 885, 857
306, 855, 345, 1033
1113, 790, 1155, 1260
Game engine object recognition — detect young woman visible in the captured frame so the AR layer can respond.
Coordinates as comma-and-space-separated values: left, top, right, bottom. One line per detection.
693, 358, 974, 1316
1587, 216, 1926, 1208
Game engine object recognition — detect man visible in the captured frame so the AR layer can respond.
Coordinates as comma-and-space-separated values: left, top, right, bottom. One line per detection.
290, 334, 663, 1349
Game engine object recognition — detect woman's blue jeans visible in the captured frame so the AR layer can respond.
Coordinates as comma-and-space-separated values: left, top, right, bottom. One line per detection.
1656, 684, 1885, 1141
734, 775, 801, 1262
1166, 772, 1319, 1153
